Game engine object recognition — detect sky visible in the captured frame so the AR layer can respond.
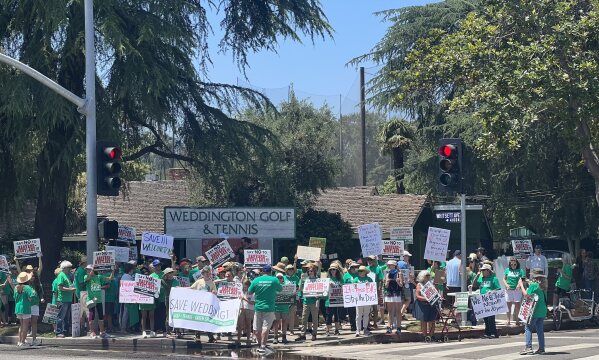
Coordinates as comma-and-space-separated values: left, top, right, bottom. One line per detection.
206, 0, 439, 114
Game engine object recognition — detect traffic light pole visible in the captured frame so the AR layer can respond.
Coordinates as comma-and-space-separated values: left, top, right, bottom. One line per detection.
460, 192, 467, 326
0, 0, 98, 261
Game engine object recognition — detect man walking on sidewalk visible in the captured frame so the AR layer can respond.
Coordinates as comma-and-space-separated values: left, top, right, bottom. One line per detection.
248, 264, 282, 354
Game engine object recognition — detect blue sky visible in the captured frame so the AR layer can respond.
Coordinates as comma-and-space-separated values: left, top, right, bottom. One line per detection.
206, 0, 439, 113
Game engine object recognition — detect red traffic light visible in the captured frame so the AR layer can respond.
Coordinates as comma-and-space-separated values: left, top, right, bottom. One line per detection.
105, 147, 121, 160
439, 144, 456, 157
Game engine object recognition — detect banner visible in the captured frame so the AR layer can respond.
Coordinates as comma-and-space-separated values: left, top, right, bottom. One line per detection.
472, 289, 508, 320
423, 227, 451, 262
328, 282, 344, 307
216, 281, 243, 299
302, 278, 330, 297
140, 232, 174, 259
71, 303, 81, 337
42, 304, 59, 324
0, 255, 9, 274
455, 292, 470, 312
518, 294, 538, 324
421, 281, 441, 305
296, 246, 321, 261
275, 283, 297, 305
169, 287, 241, 333
93, 250, 115, 272
342, 282, 378, 307
134, 273, 161, 298
205, 240, 234, 267
119, 280, 154, 304
382, 240, 404, 261
390, 226, 413, 244
512, 240, 533, 260
105, 246, 129, 263
13, 238, 42, 260
176, 276, 190, 288
118, 225, 137, 244
244, 249, 271, 270
358, 223, 383, 257
309, 237, 327, 255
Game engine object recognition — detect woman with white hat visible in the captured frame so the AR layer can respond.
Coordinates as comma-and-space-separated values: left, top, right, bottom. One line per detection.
473, 263, 501, 338
324, 263, 343, 336
12, 272, 34, 346
353, 265, 374, 336
520, 268, 547, 355
384, 260, 403, 334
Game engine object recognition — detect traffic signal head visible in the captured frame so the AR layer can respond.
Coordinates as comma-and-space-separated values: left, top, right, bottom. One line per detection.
97, 141, 122, 196
438, 138, 463, 193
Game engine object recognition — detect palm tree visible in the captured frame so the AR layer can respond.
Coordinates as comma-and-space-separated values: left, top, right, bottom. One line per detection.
378, 118, 415, 194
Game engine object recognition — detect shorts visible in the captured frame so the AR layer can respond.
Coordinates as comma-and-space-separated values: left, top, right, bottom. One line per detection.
17, 314, 31, 320
275, 311, 289, 321
384, 296, 403, 303
253, 311, 275, 331
506, 289, 523, 302
31, 305, 40, 317
402, 286, 412, 301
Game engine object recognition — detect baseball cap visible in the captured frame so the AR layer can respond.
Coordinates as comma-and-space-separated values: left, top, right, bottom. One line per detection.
151, 259, 161, 267
454, 250, 462, 257
403, 251, 412, 257
276, 272, 284, 278
85, 264, 94, 271
262, 264, 272, 273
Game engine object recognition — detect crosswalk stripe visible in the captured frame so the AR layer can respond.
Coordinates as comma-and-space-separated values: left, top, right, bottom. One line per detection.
575, 355, 599, 360
482, 343, 599, 360
295, 339, 475, 357
407, 341, 523, 357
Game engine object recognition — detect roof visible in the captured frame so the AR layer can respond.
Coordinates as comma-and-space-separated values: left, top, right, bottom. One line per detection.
312, 186, 428, 232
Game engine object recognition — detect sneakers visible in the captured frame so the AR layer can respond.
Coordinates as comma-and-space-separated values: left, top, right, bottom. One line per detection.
150, 331, 157, 338
386, 327, 392, 334
355, 331, 360, 337
534, 349, 546, 355
364, 329, 371, 336
520, 348, 534, 355
325, 330, 330, 337
100, 332, 109, 339
334, 329, 340, 336
257, 346, 266, 353
30, 339, 41, 346
90, 332, 98, 339
395, 328, 401, 335
142, 331, 148, 339
273, 338, 279, 344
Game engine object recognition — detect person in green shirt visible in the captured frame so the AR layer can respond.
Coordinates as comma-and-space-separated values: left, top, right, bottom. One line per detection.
85, 264, 111, 339
0, 270, 7, 326
248, 264, 282, 353
296, 263, 321, 341
149, 259, 167, 337
502, 257, 526, 326
473, 263, 501, 338
553, 253, 573, 309
4, 265, 18, 325
520, 268, 547, 355
344, 262, 359, 332
284, 264, 300, 335
55, 261, 76, 337
353, 265, 374, 337
103, 270, 118, 334
273, 273, 291, 344
13, 272, 34, 347
324, 263, 344, 336
74, 256, 87, 301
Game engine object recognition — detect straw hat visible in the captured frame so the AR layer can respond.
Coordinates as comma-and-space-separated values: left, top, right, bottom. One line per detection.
328, 263, 341, 272
163, 267, 175, 276
272, 262, 286, 273
285, 264, 294, 270
349, 262, 360, 268
24, 265, 34, 271
386, 260, 397, 267
530, 268, 547, 278
17, 272, 32, 284
468, 253, 478, 261
480, 264, 494, 272
357, 265, 370, 274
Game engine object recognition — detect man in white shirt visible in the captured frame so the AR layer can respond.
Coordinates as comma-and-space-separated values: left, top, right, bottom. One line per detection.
526, 245, 548, 276
446, 250, 462, 295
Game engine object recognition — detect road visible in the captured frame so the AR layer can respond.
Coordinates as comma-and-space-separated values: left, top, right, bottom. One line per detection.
1, 328, 599, 359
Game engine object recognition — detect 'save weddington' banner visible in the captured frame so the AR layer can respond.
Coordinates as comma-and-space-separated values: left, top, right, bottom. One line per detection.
169, 287, 240, 333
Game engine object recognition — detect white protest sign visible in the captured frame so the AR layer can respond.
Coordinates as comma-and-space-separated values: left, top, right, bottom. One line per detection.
382, 240, 404, 261
169, 287, 241, 333
329, 253, 338, 260
276, 283, 297, 304
105, 246, 129, 263
302, 278, 330, 297
134, 273, 161, 298
216, 281, 243, 299
141, 232, 174, 259
328, 282, 344, 307
129, 246, 138, 261
42, 304, 59, 324
205, 240, 234, 267
518, 294, 538, 324
71, 302, 81, 337
119, 280, 154, 304
0, 255, 9, 274
472, 289, 508, 320
176, 276, 190, 287
358, 223, 383, 257
423, 227, 451, 262
512, 240, 533, 260
399, 268, 414, 283
296, 246, 321, 261
93, 250, 115, 272
342, 282, 378, 307
455, 292, 470, 312
421, 281, 441, 305
390, 226, 413, 244
244, 249, 271, 270
118, 225, 136, 244
13, 238, 42, 260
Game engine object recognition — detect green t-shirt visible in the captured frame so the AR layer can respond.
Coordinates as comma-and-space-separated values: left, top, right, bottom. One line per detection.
14, 285, 34, 315
527, 282, 547, 318
477, 275, 501, 294
367, 265, 384, 282
74, 266, 87, 299
248, 275, 282, 312
51, 277, 60, 305
85, 274, 105, 303
556, 264, 573, 291
504, 268, 525, 290
189, 268, 199, 283
104, 278, 117, 303
0, 272, 9, 297
343, 271, 356, 284
151, 272, 165, 303
353, 275, 373, 283
300, 277, 319, 305
285, 273, 300, 286
3, 274, 17, 299
56, 271, 73, 303
30, 286, 40, 306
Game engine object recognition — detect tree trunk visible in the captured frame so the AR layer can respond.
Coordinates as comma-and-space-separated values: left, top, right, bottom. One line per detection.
392, 147, 405, 194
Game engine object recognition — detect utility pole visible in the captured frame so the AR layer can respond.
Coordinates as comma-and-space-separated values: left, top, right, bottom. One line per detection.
360, 67, 366, 186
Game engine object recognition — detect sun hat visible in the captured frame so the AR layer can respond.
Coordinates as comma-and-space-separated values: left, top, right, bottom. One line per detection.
367, 255, 377, 260
285, 264, 294, 270
281, 256, 290, 264
196, 256, 207, 262
17, 272, 32, 284
24, 265, 34, 271
201, 265, 212, 273
530, 268, 547, 278
85, 264, 94, 271
163, 267, 175, 276
272, 262, 287, 273
387, 260, 398, 266
358, 265, 370, 274
480, 264, 494, 272
60, 261, 73, 269
275, 272, 284, 278
468, 253, 477, 261
349, 262, 360, 268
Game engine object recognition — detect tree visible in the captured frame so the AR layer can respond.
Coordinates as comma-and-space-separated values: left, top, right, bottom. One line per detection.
0, 0, 332, 278
378, 118, 416, 193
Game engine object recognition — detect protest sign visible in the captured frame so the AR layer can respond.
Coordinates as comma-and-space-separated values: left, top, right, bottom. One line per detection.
217, 281, 243, 299
71, 303, 81, 337
309, 237, 327, 255
421, 281, 441, 305
302, 278, 330, 297
13, 238, 42, 260
329, 253, 338, 260
328, 282, 344, 307
358, 223, 383, 257
119, 280, 154, 304
518, 294, 538, 324
296, 246, 321, 261
205, 240, 234, 267
129, 246, 138, 262
455, 292, 470, 312
276, 283, 297, 305
0, 255, 9, 274
342, 282, 378, 307
399, 268, 414, 283
105, 246, 129, 263
118, 225, 136, 244
423, 227, 451, 262
176, 276, 190, 287
140, 232, 173, 259
382, 240, 404, 261
134, 273, 161, 298
93, 250, 115, 272
472, 289, 508, 320
512, 240, 533, 260
169, 287, 240, 333
244, 249, 271, 270
390, 226, 414, 244
42, 304, 59, 324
